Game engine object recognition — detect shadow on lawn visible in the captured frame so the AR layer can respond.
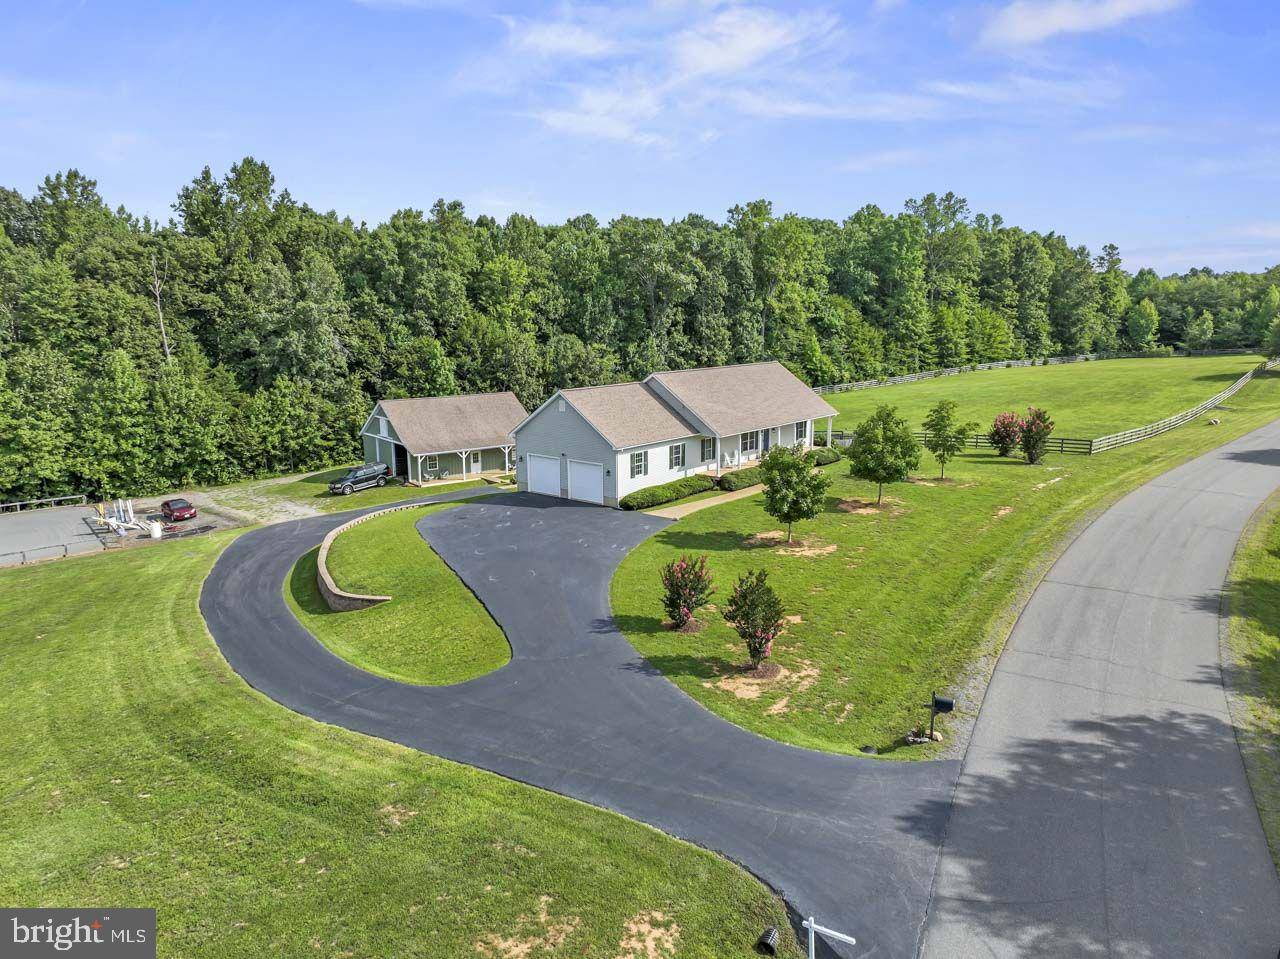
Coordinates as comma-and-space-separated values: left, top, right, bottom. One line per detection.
651, 528, 752, 553
287, 547, 335, 616
622, 651, 740, 682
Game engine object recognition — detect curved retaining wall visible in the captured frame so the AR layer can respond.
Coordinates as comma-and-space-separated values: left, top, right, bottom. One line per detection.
316, 502, 427, 611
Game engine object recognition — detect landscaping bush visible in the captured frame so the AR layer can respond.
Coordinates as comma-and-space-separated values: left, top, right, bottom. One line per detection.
723, 569, 785, 669
718, 466, 765, 491
811, 446, 841, 466
618, 473, 716, 510
988, 411, 1022, 456
1020, 406, 1055, 464
659, 554, 714, 629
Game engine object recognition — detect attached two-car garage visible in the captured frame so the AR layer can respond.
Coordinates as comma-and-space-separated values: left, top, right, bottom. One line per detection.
526, 454, 605, 505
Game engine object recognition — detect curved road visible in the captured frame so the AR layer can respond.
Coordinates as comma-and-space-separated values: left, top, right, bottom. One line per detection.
202, 489, 956, 959
201, 419, 1280, 958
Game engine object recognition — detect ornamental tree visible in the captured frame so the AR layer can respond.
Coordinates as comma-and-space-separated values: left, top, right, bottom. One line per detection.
988, 411, 1021, 457
920, 399, 978, 479
722, 569, 785, 670
845, 404, 920, 504
1020, 407, 1055, 464
760, 444, 832, 542
659, 554, 714, 629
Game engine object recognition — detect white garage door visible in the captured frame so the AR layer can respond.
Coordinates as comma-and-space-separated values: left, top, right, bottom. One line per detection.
568, 460, 605, 505
528, 454, 560, 497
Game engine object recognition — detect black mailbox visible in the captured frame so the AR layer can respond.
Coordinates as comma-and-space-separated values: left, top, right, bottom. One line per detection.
932, 693, 954, 714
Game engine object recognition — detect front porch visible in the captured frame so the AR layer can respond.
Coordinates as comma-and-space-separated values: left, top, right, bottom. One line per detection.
714, 414, 835, 472
407, 445, 514, 484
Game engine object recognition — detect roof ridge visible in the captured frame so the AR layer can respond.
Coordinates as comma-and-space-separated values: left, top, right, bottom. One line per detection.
645, 359, 782, 379
379, 390, 517, 404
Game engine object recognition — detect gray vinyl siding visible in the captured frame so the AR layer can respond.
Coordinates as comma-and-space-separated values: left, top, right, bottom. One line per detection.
414, 447, 509, 481
514, 396, 618, 506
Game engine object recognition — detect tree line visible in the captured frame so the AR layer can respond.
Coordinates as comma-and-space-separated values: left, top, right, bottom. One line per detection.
2, 157, 1278, 501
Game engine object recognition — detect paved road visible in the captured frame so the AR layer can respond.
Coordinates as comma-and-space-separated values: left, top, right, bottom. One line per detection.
921, 420, 1280, 957
202, 489, 958, 959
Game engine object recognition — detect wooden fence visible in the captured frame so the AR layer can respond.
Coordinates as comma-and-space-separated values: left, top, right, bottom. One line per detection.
819, 358, 1280, 456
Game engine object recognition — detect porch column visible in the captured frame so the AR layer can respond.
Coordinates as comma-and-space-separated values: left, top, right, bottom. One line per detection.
501, 445, 513, 471
826, 415, 834, 445
459, 450, 471, 478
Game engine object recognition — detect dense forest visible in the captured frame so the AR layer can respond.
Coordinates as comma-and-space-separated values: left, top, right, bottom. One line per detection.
2, 157, 1278, 501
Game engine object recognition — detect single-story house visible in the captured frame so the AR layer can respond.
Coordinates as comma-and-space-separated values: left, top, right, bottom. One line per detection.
361, 392, 529, 484
511, 361, 838, 507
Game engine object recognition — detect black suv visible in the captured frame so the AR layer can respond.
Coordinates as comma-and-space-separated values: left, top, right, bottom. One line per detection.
329, 462, 390, 496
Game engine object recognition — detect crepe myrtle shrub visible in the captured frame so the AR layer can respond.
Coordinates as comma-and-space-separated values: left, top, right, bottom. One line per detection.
760, 444, 833, 543
920, 400, 978, 479
845, 404, 920, 505
659, 554, 714, 629
723, 569, 786, 670
988, 411, 1022, 457
1020, 406, 1055, 464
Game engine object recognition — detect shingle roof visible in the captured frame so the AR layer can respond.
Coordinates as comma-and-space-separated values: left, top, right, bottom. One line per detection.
560, 382, 700, 449
646, 361, 837, 436
377, 392, 528, 455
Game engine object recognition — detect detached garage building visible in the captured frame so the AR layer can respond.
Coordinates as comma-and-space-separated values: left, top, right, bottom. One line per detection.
512, 361, 837, 507
361, 392, 528, 484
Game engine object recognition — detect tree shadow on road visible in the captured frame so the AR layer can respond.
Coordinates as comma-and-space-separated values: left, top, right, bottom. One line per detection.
898, 708, 1277, 956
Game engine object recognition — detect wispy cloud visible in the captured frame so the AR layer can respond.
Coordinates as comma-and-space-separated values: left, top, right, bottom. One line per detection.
503, 18, 619, 59
837, 148, 927, 173
982, 0, 1186, 47
922, 70, 1122, 108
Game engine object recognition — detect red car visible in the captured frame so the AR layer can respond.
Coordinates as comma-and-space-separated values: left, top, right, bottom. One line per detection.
161, 498, 198, 521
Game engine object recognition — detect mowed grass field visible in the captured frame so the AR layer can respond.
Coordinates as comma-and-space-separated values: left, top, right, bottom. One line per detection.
1223, 494, 1280, 872
288, 504, 511, 685
0, 534, 799, 957
614, 364, 1280, 756
824, 354, 1261, 436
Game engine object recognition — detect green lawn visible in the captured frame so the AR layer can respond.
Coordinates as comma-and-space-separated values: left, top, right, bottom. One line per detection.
247, 467, 486, 514
0, 533, 798, 957
613, 369, 1280, 756
824, 354, 1260, 436
287, 504, 511, 685
1223, 493, 1280, 873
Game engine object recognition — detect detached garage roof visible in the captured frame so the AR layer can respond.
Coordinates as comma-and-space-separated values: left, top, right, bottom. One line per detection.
377, 392, 528, 455
646, 361, 837, 436
560, 382, 700, 448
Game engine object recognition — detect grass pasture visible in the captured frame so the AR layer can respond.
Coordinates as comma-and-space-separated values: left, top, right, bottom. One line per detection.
287, 504, 511, 685
0, 533, 798, 957
614, 365, 1280, 756
824, 354, 1261, 436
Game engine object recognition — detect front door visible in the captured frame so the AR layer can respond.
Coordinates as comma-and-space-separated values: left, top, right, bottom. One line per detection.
394, 443, 408, 477
762, 429, 771, 452
470, 450, 483, 472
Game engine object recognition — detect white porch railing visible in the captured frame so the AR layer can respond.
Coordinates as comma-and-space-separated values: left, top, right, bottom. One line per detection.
802, 916, 856, 958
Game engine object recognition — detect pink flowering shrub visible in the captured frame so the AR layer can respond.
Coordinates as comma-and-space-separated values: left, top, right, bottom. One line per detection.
988, 411, 1022, 456
660, 554, 714, 628
1019, 406, 1055, 464
723, 569, 786, 669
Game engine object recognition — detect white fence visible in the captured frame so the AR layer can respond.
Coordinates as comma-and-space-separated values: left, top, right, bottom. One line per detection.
1089, 358, 1280, 452
0, 493, 87, 513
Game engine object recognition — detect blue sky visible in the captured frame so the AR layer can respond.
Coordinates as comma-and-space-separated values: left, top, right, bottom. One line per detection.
2, 0, 1277, 273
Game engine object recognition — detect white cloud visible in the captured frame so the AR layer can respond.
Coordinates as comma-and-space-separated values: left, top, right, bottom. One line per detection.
981, 0, 1186, 47
726, 88, 940, 121
505, 19, 618, 59
531, 108, 664, 146
923, 71, 1122, 108
671, 6, 838, 78
837, 148, 927, 172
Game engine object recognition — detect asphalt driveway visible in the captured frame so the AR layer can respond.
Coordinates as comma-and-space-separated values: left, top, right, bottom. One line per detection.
202, 489, 958, 959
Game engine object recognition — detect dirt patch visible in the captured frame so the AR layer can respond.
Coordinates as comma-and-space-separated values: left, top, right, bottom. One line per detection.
836, 497, 905, 517
475, 896, 580, 958
1033, 475, 1068, 491
765, 696, 791, 715
704, 660, 819, 700
742, 529, 837, 557
783, 615, 804, 625
379, 804, 419, 828
615, 911, 681, 959
834, 703, 855, 724
993, 506, 1013, 519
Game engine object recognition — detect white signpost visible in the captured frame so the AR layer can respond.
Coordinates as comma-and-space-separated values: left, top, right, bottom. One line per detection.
801, 917, 857, 959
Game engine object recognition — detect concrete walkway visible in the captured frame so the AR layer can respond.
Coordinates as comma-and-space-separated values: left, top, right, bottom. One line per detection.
921, 419, 1280, 958
647, 483, 763, 519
